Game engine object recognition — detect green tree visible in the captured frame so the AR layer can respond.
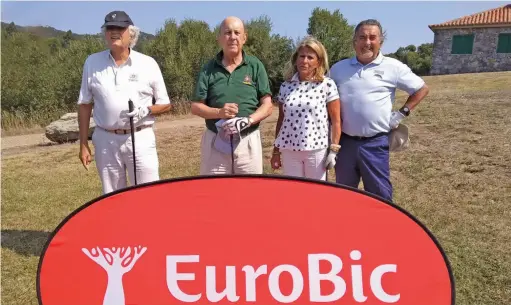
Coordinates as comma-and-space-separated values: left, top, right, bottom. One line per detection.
143, 19, 179, 99
418, 43, 433, 57
384, 42, 433, 76
172, 19, 217, 99
6, 22, 17, 36
53, 37, 104, 110
405, 44, 416, 52
62, 30, 73, 48
243, 16, 294, 97
244, 15, 273, 67
306, 7, 355, 66
144, 19, 217, 100
267, 34, 294, 95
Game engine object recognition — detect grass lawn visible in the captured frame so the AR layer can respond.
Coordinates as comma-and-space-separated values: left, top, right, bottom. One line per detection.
2, 71, 511, 305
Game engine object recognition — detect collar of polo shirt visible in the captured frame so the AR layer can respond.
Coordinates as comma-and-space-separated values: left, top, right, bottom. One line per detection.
108, 48, 133, 65
351, 51, 384, 66
214, 50, 248, 67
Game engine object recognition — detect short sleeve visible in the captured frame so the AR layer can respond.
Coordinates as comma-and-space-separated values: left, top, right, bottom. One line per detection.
255, 59, 272, 99
328, 61, 341, 83
325, 78, 340, 103
395, 61, 425, 95
277, 83, 287, 104
77, 57, 93, 104
191, 63, 209, 102
150, 58, 171, 105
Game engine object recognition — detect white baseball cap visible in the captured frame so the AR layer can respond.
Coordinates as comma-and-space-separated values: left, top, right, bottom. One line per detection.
389, 124, 410, 152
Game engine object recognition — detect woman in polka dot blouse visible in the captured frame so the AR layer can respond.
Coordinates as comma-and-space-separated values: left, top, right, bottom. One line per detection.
271, 36, 341, 181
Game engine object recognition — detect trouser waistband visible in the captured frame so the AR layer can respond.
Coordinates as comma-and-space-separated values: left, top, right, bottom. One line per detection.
341, 132, 389, 141
98, 125, 153, 135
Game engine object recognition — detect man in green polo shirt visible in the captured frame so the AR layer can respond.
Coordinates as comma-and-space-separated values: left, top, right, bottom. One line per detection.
191, 16, 273, 175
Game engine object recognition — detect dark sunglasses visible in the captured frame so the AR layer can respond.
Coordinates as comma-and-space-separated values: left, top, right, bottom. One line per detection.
105, 26, 126, 31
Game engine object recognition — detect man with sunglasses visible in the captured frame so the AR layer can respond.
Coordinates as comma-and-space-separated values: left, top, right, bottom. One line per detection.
77, 10, 172, 194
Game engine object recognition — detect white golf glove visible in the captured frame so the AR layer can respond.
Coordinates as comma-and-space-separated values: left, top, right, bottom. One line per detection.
324, 144, 341, 169
389, 111, 406, 129
127, 106, 151, 122
222, 117, 252, 135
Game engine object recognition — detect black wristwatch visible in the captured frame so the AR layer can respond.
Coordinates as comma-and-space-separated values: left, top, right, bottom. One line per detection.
399, 106, 411, 116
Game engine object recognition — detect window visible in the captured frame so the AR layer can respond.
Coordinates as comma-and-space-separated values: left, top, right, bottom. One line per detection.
451, 34, 474, 54
497, 33, 511, 53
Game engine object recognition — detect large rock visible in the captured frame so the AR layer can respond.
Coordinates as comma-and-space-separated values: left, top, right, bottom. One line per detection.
45, 113, 95, 143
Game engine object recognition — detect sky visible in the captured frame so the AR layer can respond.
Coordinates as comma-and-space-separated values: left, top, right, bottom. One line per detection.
1, 1, 509, 53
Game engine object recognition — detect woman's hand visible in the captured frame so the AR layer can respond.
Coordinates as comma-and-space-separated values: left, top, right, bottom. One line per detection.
271, 153, 282, 170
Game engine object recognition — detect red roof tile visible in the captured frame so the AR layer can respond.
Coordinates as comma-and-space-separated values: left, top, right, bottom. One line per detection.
429, 4, 511, 29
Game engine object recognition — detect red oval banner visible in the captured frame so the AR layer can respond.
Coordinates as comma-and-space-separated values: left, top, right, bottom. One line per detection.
37, 175, 454, 305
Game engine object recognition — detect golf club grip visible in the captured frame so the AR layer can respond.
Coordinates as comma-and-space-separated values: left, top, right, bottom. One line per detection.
128, 99, 135, 112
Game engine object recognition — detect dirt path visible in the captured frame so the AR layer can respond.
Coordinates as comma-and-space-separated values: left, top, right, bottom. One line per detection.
1, 111, 278, 156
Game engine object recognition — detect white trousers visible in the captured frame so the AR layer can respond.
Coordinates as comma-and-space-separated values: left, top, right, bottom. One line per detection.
92, 127, 159, 194
200, 129, 263, 175
281, 148, 328, 181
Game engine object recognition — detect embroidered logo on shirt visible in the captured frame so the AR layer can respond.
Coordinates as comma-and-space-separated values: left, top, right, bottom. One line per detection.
374, 70, 385, 79
128, 74, 139, 82
243, 75, 253, 85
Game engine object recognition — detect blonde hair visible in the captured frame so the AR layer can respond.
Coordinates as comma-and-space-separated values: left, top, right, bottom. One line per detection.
283, 36, 329, 82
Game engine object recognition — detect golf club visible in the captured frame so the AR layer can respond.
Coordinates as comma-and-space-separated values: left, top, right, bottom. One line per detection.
128, 99, 137, 185
230, 134, 235, 174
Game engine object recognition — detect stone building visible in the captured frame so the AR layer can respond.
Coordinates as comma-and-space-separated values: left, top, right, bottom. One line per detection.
428, 4, 511, 75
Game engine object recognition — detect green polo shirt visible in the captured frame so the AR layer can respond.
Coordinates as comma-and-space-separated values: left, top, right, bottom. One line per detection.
192, 51, 272, 134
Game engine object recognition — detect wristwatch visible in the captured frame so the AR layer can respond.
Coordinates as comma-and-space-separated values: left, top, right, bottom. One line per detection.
399, 106, 410, 116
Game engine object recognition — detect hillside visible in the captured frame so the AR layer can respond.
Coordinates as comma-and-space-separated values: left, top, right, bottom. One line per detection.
0, 21, 156, 42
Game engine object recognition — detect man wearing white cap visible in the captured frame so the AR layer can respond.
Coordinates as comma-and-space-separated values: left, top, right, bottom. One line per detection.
330, 19, 429, 201
77, 10, 172, 194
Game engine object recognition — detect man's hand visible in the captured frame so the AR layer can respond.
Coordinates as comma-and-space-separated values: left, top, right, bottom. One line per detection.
218, 103, 238, 119
389, 111, 406, 129
79, 144, 92, 170
127, 106, 150, 122
324, 144, 340, 169
222, 117, 251, 135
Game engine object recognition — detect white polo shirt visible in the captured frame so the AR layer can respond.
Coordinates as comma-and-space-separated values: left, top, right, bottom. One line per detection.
329, 52, 425, 137
274, 73, 340, 151
77, 49, 170, 130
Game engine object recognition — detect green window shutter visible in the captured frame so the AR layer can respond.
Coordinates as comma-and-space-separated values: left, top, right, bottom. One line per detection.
452, 34, 474, 54
497, 33, 511, 53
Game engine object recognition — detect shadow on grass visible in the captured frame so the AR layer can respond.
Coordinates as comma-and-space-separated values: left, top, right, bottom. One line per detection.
1, 229, 51, 257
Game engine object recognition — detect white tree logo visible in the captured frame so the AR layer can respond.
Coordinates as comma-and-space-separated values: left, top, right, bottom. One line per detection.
82, 246, 147, 305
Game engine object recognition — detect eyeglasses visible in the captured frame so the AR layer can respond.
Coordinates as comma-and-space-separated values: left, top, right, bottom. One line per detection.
106, 26, 126, 32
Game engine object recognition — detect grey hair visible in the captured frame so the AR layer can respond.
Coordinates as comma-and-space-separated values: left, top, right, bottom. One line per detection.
101, 25, 140, 48
353, 19, 386, 44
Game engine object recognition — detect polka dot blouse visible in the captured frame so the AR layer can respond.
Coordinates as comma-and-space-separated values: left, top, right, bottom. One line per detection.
274, 73, 340, 151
